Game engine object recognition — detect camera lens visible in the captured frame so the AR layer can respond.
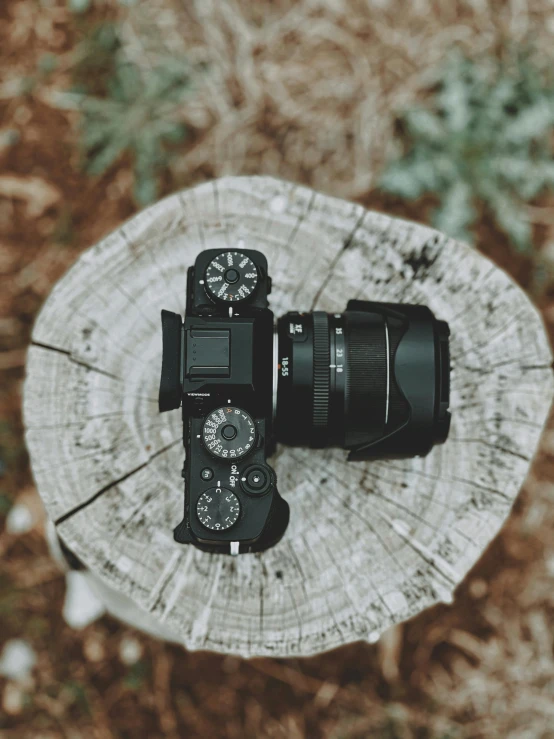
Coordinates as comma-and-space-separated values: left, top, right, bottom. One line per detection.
275, 301, 450, 459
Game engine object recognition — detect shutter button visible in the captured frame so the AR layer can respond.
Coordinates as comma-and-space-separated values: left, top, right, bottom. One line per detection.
240, 465, 272, 495
247, 470, 265, 489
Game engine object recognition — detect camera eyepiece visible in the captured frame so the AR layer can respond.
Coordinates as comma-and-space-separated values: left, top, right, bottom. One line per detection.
275, 301, 450, 460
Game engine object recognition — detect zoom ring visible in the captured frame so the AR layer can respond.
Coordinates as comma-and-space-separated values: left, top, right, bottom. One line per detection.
312, 312, 330, 447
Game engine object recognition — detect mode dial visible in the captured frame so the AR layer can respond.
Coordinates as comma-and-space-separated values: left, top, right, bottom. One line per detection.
204, 251, 258, 303
202, 406, 256, 459
196, 487, 240, 531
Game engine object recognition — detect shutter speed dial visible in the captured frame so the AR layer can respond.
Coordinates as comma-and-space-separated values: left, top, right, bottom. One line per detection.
204, 251, 258, 303
202, 406, 256, 459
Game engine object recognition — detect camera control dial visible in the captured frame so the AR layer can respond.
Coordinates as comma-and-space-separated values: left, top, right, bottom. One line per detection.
204, 251, 258, 303
202, 406, 256, 459
196, 487, 240, 531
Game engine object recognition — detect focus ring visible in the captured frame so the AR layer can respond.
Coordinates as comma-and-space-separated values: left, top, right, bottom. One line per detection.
312, 312, 330, 447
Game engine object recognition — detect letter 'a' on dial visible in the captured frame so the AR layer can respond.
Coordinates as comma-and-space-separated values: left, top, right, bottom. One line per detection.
204, 251, 258, 303
202, 406, 257, 459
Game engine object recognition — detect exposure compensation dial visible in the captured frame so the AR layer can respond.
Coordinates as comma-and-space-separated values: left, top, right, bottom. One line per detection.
196, 488, 240, 531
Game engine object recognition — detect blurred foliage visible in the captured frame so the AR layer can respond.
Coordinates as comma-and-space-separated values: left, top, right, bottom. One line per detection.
0, 420, 25, 475
51, 206, 75, 246
0, 494, 12, 515
78, 59, 191, 205
380, 51, 554, 251
68, 0, 137, 13
65, 681, 91, 715
61, 21, 193, 205
123, 659, 148, 689
72, 21, 121, 91
0, 129, 20, 150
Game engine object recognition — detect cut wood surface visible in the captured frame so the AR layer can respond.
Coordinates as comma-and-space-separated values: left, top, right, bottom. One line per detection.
23, 176, 554, 658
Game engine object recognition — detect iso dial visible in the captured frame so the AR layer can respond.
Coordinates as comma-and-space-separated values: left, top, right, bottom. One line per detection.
204, 251, 258, 303
202, 406, 256, 459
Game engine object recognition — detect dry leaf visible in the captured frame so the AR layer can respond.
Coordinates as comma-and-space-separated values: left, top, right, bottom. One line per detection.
0, 175, 61, 218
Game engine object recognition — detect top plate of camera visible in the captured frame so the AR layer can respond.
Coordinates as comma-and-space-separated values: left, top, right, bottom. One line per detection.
204, 251, 258, 303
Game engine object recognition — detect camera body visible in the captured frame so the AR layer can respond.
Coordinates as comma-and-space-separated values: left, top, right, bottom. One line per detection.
159, 249, 289, 555
160, 248, 451, 556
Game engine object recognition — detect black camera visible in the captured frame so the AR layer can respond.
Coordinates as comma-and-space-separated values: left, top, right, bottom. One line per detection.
159, 249, 451, 556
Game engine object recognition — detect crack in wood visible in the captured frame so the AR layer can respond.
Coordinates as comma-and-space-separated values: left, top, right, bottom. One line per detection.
319, 512, 397, 619
148, 552, 183, 616
287, 452, 409, 580
54, 438, 181, 526
309, 208, 367, 310
373, 461, 512, 502
447, 437, 530, 462
31, 341, 122, 381
287, 189, 316, 245
25, 411, 135, 431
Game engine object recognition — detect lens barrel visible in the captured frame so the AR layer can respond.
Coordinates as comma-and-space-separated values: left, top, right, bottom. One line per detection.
275, 300, 450, 459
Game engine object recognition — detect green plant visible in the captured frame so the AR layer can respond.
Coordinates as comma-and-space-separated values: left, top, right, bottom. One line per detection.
71, 21, 121, 91
67, 0, 137, 11
79, 57, 191, 205
68, 0, 92, 13
380, 51, 554, 251
123, 659, 149, 689
54, 22, 193, 206
0, 493, 12, 516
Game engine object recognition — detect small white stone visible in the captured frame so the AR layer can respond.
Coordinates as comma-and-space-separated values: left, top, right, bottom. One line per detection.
6, 504, 33, 535
468, 578, 488, 599
62, 572, 106, 629
0, 639, 36, 681
119, 635, 143, 666
3, 682, 24, 715
83, 634, 105, 662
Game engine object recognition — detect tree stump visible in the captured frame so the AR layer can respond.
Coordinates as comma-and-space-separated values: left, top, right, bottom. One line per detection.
23, 176, 553, 658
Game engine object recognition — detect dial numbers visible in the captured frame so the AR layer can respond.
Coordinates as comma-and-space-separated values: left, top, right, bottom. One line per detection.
204, 251, 258, 303
196, 487, 240, 531
202, 406, 256, 459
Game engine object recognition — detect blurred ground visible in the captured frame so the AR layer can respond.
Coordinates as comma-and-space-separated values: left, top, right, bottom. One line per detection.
2, 1, 554, 737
